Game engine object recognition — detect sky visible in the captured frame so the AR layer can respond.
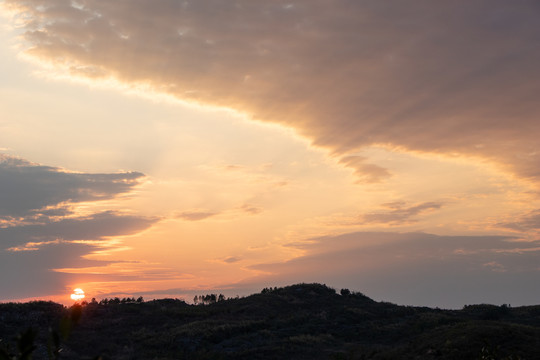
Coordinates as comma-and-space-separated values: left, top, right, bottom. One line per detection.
1, 0, 539, 309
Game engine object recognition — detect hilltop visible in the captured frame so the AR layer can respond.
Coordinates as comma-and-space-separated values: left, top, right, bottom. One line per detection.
1, 283, 539, 359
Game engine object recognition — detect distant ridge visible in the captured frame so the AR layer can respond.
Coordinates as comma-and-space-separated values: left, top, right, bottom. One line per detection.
1, 283, 539, 359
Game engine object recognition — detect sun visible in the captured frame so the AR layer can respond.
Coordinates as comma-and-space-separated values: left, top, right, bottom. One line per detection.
70, 288, 85, 301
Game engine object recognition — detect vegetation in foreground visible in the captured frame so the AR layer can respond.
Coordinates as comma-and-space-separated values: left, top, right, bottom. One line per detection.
1, 283, 539, 359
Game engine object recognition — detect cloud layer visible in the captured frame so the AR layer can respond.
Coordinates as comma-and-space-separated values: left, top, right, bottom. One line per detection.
5, 0, 540, 181
0, 155, 156, 299
248, 231, 540, 308
0, 154, 144, 220
1, 211, 157, 250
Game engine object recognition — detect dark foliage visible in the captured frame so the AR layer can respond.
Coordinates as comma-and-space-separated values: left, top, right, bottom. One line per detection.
1, 284, 539, 359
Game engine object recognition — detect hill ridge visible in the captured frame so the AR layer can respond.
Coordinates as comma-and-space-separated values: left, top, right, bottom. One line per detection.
1, 283, 539, 359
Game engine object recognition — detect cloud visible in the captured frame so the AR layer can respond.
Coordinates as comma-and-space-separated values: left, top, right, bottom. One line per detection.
176, 210, 219, 221
223, 256, 241, 264
175, 204, 262, 221
0, 154, 144, 220
0, 241, 145, 300
0, 211, 158, 250
239, 204, 263, 215
0, 154, 158, 300
0, 155, 155, 249
339, 156, 391, 183
496, 209, 540, 232
5, 1, 540, 181
0, 209, 158, 301
247, 231, 540, 308
360, 201, 444, 224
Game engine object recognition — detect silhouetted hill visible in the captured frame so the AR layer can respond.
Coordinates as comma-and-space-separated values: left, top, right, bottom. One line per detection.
1, 283, 539, 359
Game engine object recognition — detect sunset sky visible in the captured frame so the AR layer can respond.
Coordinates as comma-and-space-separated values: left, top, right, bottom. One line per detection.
1, 0, 540, 308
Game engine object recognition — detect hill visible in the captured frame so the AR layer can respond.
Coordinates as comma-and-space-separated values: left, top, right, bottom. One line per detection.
1, 283, 539, 359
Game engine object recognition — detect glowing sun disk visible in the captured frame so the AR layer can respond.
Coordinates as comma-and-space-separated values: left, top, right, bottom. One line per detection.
70, 288, 85, 301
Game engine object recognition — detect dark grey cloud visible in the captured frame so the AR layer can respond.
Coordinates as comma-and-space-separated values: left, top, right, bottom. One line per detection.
0, 241, 147, 301
0, 209, 158, 301
0, 155, 158, 301
0, 154, 144, 219
248, 232, 540, 308
5, 0, 540, 181
0, 211, 158, 250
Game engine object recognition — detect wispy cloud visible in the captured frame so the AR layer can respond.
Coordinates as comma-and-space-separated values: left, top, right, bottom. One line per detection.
339, 156, 391, 183
361, 201, 444, 225
239, 204, 263, 215
176, 210, 219, 221
496, 209, 540, 233
223, 256, 241, 264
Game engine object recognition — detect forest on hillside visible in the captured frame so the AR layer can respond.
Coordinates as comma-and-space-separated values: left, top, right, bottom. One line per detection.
1, 283, 539, 359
